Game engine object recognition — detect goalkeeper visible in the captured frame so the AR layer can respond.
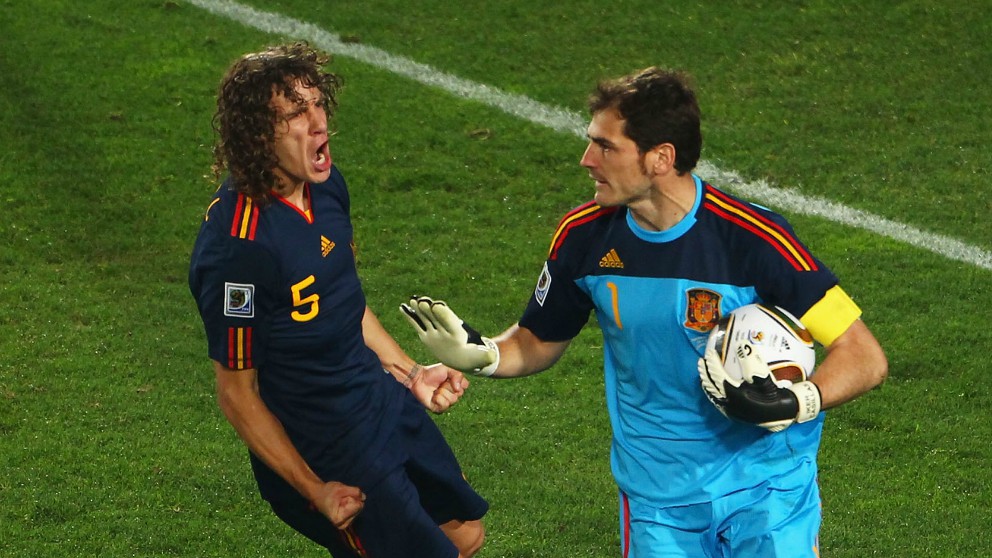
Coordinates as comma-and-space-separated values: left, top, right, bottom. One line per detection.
402, 67, 887, 558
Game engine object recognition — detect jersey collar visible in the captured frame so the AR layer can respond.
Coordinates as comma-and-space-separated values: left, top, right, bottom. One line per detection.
625, 174, 702, 243
273, 183, 314, 224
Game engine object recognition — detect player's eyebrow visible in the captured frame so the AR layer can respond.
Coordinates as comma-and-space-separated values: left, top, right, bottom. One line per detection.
282, 105, 306, 119
279, 95, 322, 121
587, 134, 616, 150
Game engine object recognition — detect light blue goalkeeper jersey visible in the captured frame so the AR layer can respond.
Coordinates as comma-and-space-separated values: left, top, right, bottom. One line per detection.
518, 176, 839, 507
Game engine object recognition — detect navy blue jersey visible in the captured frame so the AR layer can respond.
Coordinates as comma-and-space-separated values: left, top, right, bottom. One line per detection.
189, 166, 407, 499
519, 176, 841, 507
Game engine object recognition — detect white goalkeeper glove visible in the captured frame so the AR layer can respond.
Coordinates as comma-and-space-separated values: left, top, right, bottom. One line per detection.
698, 342, 821, 432
400, 296, 499, 376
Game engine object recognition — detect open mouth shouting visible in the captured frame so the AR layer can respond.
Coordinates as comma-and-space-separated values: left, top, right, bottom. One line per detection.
314, 140, 331, 173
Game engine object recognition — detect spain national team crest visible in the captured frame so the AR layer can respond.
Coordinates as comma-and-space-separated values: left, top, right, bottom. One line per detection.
224, 282, 255, 318
684, 288, 722, 332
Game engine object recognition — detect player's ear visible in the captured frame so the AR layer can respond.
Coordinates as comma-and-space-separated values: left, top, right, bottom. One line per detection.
650, 143, 676, 173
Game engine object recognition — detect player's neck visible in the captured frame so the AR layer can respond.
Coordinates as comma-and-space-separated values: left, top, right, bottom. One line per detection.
273, 181, 309, 212
629, 175, 697, 231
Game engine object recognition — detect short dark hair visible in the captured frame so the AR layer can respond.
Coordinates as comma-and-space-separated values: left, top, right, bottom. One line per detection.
588, 67, 702, 174
212, 42, 341, 201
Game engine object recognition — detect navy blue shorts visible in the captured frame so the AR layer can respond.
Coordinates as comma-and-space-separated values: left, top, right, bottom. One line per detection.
269, 401, 488, 557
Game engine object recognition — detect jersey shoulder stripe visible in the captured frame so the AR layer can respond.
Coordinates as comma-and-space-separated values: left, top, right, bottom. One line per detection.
229, 193, 260, 240
548, 201, 619, 260
702, 185, 818, 272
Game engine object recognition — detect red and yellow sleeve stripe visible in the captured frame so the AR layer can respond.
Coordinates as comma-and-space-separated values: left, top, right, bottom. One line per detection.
548, 201, 618, 259
703, 186, 818, 272
229, 194, 260, 240
226, 327, 253, 369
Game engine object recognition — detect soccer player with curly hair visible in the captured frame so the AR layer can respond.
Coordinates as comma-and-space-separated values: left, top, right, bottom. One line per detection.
189, 42, 487, 558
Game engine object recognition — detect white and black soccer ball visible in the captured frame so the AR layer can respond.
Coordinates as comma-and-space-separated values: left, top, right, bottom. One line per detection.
705, 303, 816, 384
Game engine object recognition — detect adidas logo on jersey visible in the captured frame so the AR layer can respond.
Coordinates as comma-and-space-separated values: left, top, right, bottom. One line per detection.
321, 236, 336, 257
599, 248, 624, 268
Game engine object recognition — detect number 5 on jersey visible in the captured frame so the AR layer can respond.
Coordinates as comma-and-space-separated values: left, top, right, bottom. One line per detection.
291, 275, 320, 322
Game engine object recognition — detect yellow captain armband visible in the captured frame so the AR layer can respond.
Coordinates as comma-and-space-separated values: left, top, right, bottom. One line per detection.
800, 285, 862, 347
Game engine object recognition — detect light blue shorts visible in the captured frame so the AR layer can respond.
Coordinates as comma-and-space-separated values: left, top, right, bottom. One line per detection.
619, 464, 821, 558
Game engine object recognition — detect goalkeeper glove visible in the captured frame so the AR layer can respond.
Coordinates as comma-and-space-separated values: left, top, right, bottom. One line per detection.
698, 342, 821, 432
400, 296, 499, 376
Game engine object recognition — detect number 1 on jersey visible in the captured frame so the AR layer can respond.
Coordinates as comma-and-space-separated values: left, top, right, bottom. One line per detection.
607, 282, 623, 330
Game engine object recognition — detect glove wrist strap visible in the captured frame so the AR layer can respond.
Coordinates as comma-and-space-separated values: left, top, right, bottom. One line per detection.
791, 381, 822, 423
472, 338, 499, 377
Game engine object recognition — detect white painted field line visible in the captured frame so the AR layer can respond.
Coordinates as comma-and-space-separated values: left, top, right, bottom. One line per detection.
185, 0, 992, 272
696, 162, 991, 270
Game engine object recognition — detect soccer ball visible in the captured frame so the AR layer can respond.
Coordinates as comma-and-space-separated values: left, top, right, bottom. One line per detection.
705, 303, 816, 384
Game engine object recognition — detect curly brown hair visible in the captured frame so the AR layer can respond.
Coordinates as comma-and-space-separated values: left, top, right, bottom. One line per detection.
588, 67, 702, 175
212, 42, 341, 201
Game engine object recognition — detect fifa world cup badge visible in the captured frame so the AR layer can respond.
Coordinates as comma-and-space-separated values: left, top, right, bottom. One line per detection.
224, 282, 255, 318
534, 263, 552, 306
